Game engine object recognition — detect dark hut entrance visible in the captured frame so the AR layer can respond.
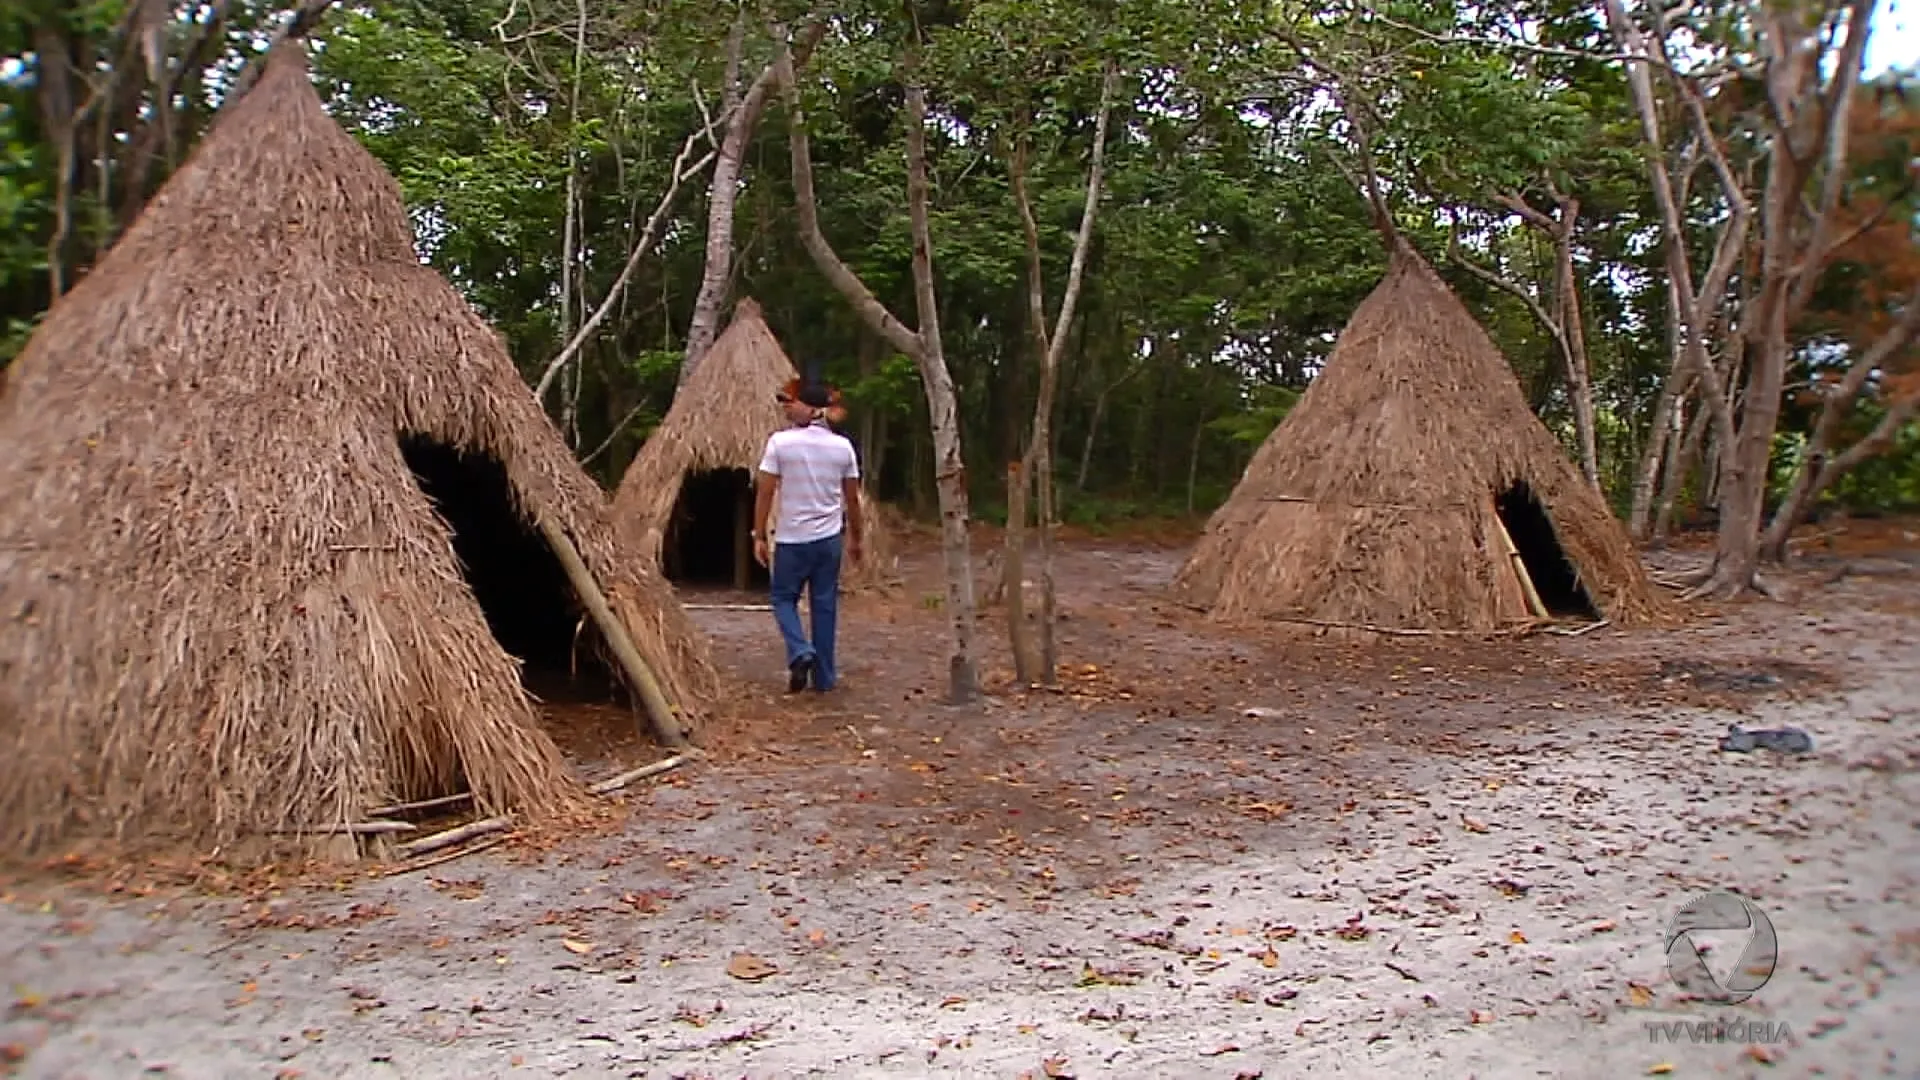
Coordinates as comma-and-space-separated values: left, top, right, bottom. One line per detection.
399, 435, 629, 707
662, 468, 767, 591
1494, 482, 1600, 620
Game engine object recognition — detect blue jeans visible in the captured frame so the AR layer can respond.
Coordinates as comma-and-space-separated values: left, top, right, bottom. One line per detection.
770, 533, 843, 690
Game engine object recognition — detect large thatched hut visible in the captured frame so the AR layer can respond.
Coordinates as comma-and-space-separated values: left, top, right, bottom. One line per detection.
613, 298, 899, 593
0, 44, 720, 860
1170, 241, 1669, 632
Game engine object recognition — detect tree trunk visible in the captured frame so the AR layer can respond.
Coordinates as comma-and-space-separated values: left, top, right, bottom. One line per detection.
1759, 282, 1920, 558
776, 34, 978, 703
1003, 462, 1039, 685
1682, 0, 1876, 598
1007, 65, 1114, 689
1186, 414, 1207, 516
1605, 0, 1751, 561
1551, 196, 1602, 493
1633, 375, 1687, 540
903, 80, 981, 704
679, 19, 817, 384
1652, 395, 1708, 543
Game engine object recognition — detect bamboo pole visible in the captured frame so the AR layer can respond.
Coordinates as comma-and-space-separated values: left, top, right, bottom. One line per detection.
536, 516, 689, 748
1490, 509, 1549, 619
734, 481, 753, 590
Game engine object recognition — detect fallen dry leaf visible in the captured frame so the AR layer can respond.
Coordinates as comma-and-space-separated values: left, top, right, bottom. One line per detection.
1627, 983, 1654, 1007
1257, 946, 1278, 968
1745, 1045, 1778, 1064
1509, 931, 1528, 944
561, 939, 594, 955
1042, 1056, 1074, 1078
1201, 1043, 1241, 1057
1592, 920, 1618, 933
1647, 1065, 1674, 1076
1470, 1010, 1495, 1025
806, 929, 828, 946
726, 952, 778, 981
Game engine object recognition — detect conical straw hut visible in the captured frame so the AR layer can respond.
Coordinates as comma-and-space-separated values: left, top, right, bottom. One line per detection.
0, 43, 719, 862
613, 298, 899, 594
1170, 241, 1670, 632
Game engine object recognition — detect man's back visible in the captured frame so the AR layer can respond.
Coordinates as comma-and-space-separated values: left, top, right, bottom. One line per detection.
759, 423, 859, 544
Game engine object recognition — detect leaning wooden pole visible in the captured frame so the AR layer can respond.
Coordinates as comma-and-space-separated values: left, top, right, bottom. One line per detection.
536, 516, 690, 748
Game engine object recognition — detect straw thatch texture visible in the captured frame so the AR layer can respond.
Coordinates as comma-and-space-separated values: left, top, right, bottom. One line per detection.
0, 44, 718, 860
1170, 242, 1670, 632
613, 298, 899, 592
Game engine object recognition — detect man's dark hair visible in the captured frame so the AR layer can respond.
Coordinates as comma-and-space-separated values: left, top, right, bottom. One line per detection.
796, 382, 833, 408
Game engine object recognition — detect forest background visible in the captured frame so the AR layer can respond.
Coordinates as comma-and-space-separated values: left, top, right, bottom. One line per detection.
2, 0, 1917, 576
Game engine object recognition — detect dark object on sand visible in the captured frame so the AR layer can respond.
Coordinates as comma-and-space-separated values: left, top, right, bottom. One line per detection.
1718, 724, 1815, 754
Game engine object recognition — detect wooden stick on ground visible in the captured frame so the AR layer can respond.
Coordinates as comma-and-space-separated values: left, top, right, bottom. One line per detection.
536, 516, 688, 748
394, 816, 511, 859
382, 835, 511, 877
588, 753, 691, 796
367, 792, 473, 818
272, 820, 417, 836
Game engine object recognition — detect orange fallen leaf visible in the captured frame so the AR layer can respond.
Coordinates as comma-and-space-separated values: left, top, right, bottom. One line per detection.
1745, 1045, 1777, 1064
939, 995, 967, 1008
1591, 920, 1617, 933
1257, 946, 1278, 968
1647, 1065, 1674, 1076
1509, 931, 1527, 944
726, 952, 778, 981
1470, 1010, 1495, 1024
561, 939, 593, 955
806, 928, 828, 945
1627, 983, 1654, 1007
1042, 1056, 1074, 1078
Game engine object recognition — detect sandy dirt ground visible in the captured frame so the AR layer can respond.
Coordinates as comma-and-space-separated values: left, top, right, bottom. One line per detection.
3, 522, 1919, 1079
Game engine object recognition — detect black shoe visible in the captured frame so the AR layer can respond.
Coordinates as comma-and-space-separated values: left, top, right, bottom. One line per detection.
788, 655, 816, 693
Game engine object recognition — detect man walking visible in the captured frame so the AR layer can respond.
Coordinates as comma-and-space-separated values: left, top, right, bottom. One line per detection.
752, 380, 863, 692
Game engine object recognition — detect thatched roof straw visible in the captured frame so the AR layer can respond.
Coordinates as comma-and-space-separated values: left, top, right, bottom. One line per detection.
0, 43, 719, 860
613, 298, 898, 591
1170, 242, 1672, 632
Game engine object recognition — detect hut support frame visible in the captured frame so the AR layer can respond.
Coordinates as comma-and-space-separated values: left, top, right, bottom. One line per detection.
537, 516, 688, 748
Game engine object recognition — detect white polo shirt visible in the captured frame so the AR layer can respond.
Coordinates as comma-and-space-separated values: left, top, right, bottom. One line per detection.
758, 421, 861, 544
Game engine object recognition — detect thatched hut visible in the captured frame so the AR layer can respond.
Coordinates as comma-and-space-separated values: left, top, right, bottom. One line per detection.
1170, 241, 1669, 632
0, 44, 720, 861
613, 298, 899, 593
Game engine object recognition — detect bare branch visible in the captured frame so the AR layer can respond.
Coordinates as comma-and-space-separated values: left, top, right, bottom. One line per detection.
1447, 228, 1570, 351
533, 126, 721, 402
1359, 3, 1673, 71
773, 26, 924, 360
1046, 63, 1118, 370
